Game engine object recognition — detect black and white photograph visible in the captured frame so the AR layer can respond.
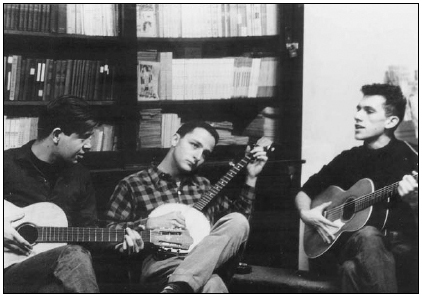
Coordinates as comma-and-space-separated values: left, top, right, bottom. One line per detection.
3, 3, 418, 293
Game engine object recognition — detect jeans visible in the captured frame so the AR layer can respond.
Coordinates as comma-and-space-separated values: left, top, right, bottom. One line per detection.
339, 226, 397, 293
140, 212, 250, 293
4, 245, 99, 293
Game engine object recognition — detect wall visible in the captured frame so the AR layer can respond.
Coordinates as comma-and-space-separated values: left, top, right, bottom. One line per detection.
299, 4, 418, 270
302, 3, 418, 185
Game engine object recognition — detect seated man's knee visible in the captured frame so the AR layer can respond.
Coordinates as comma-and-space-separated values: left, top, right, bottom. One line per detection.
354, 226, 384, 245
357, 226, 380, 238
340, 260, 356, 276
225, 212, 249, 236
201, 274, 228, 293
60, 245, 93, 264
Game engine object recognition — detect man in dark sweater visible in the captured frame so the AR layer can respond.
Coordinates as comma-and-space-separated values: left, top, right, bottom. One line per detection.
4, 96, 142, 292
295, 84, 418, 293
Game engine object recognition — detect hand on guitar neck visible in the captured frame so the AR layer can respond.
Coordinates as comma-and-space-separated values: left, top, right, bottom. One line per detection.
114, 226, 145, 255
245, 139, 272, 187
397, 171, 418, 199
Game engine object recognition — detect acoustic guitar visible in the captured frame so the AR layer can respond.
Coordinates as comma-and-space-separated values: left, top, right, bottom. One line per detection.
304, 173, 418, 258
4, 200, 193, 269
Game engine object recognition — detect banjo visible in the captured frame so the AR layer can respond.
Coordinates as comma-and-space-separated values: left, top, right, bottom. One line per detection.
149, 137, 273, 254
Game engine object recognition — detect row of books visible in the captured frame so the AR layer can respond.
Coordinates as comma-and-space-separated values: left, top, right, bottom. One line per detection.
137, 109, 263, 148
137, 4, 279, 38
4, 55, 120, 102
4, 4, 119, 36
243, 107, 280, 143
137, 109, 181, 149
90, 124, 119, 152
3, 116, 119, 152
138, 52, 278, 101
3, 111, 277, 151
208, 121, 250, 146
4, 117, 38, 150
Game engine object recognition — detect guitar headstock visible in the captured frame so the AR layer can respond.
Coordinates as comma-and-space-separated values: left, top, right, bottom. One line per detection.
150, 228, 193, 251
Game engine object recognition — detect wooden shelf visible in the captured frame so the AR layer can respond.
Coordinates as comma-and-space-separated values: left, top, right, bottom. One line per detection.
137, 97, 276, 108
137, 35, 282, 57
4, 30, 124, 59
4, 4, 304, 166
3, 100, 117, 106
4, 29, 121, 40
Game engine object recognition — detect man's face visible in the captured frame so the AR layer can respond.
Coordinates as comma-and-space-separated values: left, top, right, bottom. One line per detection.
354, 95, 394, 141
57, 132, 92, 164
172, 127, 216, 173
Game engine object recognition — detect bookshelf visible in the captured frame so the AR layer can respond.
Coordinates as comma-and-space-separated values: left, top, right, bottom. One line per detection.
3, 2, 304, 179
4, 4, 304, 268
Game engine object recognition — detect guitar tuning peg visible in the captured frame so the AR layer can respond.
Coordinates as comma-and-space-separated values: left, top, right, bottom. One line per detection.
264, 145, 275, 153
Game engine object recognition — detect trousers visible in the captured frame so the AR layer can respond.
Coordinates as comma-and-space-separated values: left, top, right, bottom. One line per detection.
140, 212, 250, 293
4, 245, 99, 293
339, 226, 397, 293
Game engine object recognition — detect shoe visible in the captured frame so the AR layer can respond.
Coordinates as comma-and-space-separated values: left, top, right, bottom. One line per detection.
161, 282, 193, 293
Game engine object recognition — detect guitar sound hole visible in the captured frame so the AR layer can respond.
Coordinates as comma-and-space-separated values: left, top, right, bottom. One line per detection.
17, 224, 38, 245
342, 198, 356, 221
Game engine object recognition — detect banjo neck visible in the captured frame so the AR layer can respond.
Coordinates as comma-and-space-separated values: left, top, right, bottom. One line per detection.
193, 152, 254, 212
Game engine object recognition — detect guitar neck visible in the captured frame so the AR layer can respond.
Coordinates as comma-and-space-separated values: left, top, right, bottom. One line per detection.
354, 173, 418, 213
34, 227, 151, 243
193, 153, 253, 211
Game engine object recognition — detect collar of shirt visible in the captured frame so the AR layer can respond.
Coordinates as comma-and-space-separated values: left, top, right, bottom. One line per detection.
149, 166, 202, 188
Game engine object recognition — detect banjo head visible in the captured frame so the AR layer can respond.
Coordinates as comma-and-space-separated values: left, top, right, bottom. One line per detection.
149, 203, 211, 252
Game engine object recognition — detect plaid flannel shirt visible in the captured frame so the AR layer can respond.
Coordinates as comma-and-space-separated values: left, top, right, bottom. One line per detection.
105, 166, 255, 229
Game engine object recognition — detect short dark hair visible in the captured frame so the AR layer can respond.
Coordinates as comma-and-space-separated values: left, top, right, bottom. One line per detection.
176, 121, 219, 145
37, 95, 98, 140
361, 83, 407, 124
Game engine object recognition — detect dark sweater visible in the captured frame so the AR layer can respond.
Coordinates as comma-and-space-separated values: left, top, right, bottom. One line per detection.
302, 138, 418, 241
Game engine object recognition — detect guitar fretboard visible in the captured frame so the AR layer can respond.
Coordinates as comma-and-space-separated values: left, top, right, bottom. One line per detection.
328, 173, 418, 219
35, 227, 151, 243
193, 153, 253, 211
355, 173, 418, 212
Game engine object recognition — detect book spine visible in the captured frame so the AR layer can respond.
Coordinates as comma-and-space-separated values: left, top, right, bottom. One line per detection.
93, 60, 101, 101
57, 4, 67, 33
9, 55, 19, 101
82, 60, 91, 99
27, 4, 35, 31
18, 4, 25, 30
42, 59, 52, 101
17, 58, 27, 101
64, 59, 73, 95
45, 4, 51, 33
39, 4, 46, 32
10, 4, 18, 30
261, 4, 267, 36
50, 4, 58, 33
4, 4, 11, 30
21, 58, 31, 101
33, 4, 41, 32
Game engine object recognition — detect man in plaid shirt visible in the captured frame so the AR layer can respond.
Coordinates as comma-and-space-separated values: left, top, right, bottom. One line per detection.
105, 121, 268, 293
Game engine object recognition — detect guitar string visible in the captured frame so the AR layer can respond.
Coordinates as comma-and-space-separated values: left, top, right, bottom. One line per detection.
326, 182, 398, 219
194, 154, 253, 210
38, 144, 270, 242
324, 173, 418, 220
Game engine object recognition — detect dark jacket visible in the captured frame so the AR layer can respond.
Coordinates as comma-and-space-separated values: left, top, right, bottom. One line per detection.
4, 140, 98, 228
302, 138, 418, 242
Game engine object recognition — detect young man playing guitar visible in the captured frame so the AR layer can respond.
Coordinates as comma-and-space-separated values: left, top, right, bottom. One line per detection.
295, 84, 418, 293
105, 121, 269, 293
4, 96, 142, 293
